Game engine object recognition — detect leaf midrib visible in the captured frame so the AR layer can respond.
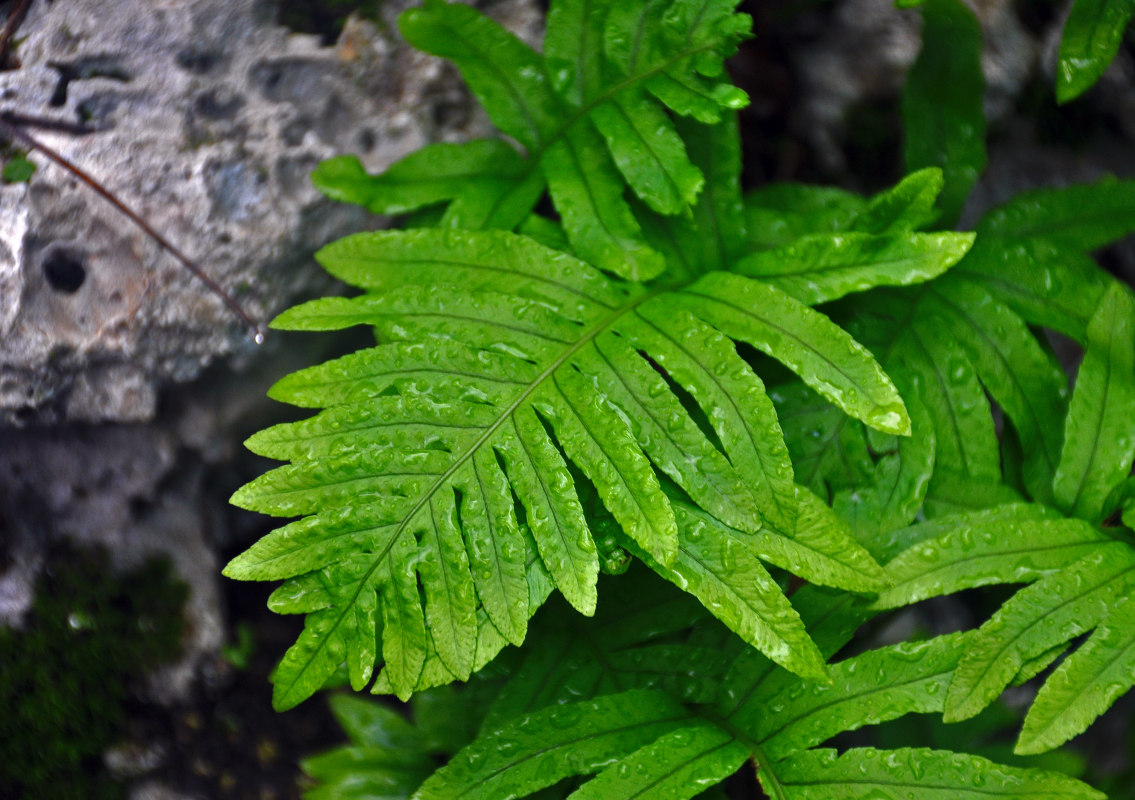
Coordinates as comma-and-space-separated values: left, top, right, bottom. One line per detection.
949, 557, 1135, 716
929, 284, 1063, 475
279, 285, 668, 695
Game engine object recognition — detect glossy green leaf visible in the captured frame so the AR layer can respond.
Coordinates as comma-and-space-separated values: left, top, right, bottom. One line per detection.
752, 485, 887, 593
1017, 595, 1135, 754
413, 689, 693, 800
676, 112, 746, 272
234, 216, 936, 705
733, 231, 973, 306
1056, 0, 1135, 103
925, 276, 1067, 502
772, 381, 875, 497
976, 176, 1135, 252
399, 1, 556, 151
570, 721, 746, 799
632, 497, 830, 682
853, 167, 944, 234
873, 517, 1107, 610
544, 122, 667, 281
956, 237, 1110, 342
746, 633, 967, 759
311, 143, 528, 217
770, 747, 1104, 799
902, 0, 986, 225
591, 86, 705, 216
389, 0, 751, 279
945, 544, 1135, 722
674, 272, 910, 435
1052, 282, 1135, 521
830, 375, 936, 539
744, 183, 866, 251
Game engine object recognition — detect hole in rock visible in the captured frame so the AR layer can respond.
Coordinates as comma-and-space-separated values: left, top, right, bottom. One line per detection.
42, 250, 87, 293
48, 57, 131, 108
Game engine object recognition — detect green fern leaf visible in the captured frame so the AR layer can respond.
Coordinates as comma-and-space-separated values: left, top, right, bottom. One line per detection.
733, 231, 973, 306
771, 380, 874, 499
857, 279, 1135, 753
852, 167, 944, 234
327, 572, 1102, 800
230, 219, 920, 706
1056, 0, 1135, 104
388, 0, 750, 280
1016, 594, 1135, 755
902, 0, 986, 226
927, 276, 1068, 501
673, 113, 748, 272
414, 688, 695, 800
230, 0, 996, 713
1052, 282, 1135, 521
744, 183, 867, 251
958, 177, 1135, 341
956, 241, 1107, 347
945, 543, 1135, 723
976, 177, 1135, 251
311, 141, 537, 225
569, 720, 747, 800
871, 514, 1108, 610
770, 747, 1101, 799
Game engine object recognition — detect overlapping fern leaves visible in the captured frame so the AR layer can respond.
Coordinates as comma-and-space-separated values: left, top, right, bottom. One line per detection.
759, 0, 1135, 762
227, 0, 1135, 793
226, 0, 982, 711
304, 571, 1104, 799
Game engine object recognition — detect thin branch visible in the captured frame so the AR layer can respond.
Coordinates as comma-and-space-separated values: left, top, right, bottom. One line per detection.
0, 112, 264, 342
0, 0, 32, 70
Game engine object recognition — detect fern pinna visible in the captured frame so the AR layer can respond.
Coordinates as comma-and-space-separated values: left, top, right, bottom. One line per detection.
303, 569, 1105, 799
226, 0, 975, 710
763, 0, 1135, 759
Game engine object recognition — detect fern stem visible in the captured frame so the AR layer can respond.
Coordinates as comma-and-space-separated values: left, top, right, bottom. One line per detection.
695, 709, 787, 800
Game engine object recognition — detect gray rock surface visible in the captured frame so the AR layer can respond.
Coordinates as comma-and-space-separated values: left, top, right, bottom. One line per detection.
0, 0, 541, 691
0, 0, 540, 426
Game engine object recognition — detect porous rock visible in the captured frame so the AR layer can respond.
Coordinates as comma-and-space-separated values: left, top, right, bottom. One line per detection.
0, 0, 540, 426
0, 0, 541, 702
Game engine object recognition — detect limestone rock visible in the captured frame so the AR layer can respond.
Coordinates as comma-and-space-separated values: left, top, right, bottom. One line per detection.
0, 0, 540, 426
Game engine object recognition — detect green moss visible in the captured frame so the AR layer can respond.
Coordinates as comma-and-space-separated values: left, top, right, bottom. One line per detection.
0, 545, 187, 799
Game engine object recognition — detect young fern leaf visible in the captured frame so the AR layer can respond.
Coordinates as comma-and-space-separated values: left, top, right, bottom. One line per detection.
312, 573, 1102, 799
315, 0, 750, 281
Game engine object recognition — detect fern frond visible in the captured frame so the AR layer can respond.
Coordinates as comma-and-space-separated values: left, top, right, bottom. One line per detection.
313, 572, 1103, 800
1052, 282, 1135, 521
229, 220, 914, 705
945, 543, 1135, 724
232, 0, 982, 712
850, 274, 1135, 755
314, 0, 750, 281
